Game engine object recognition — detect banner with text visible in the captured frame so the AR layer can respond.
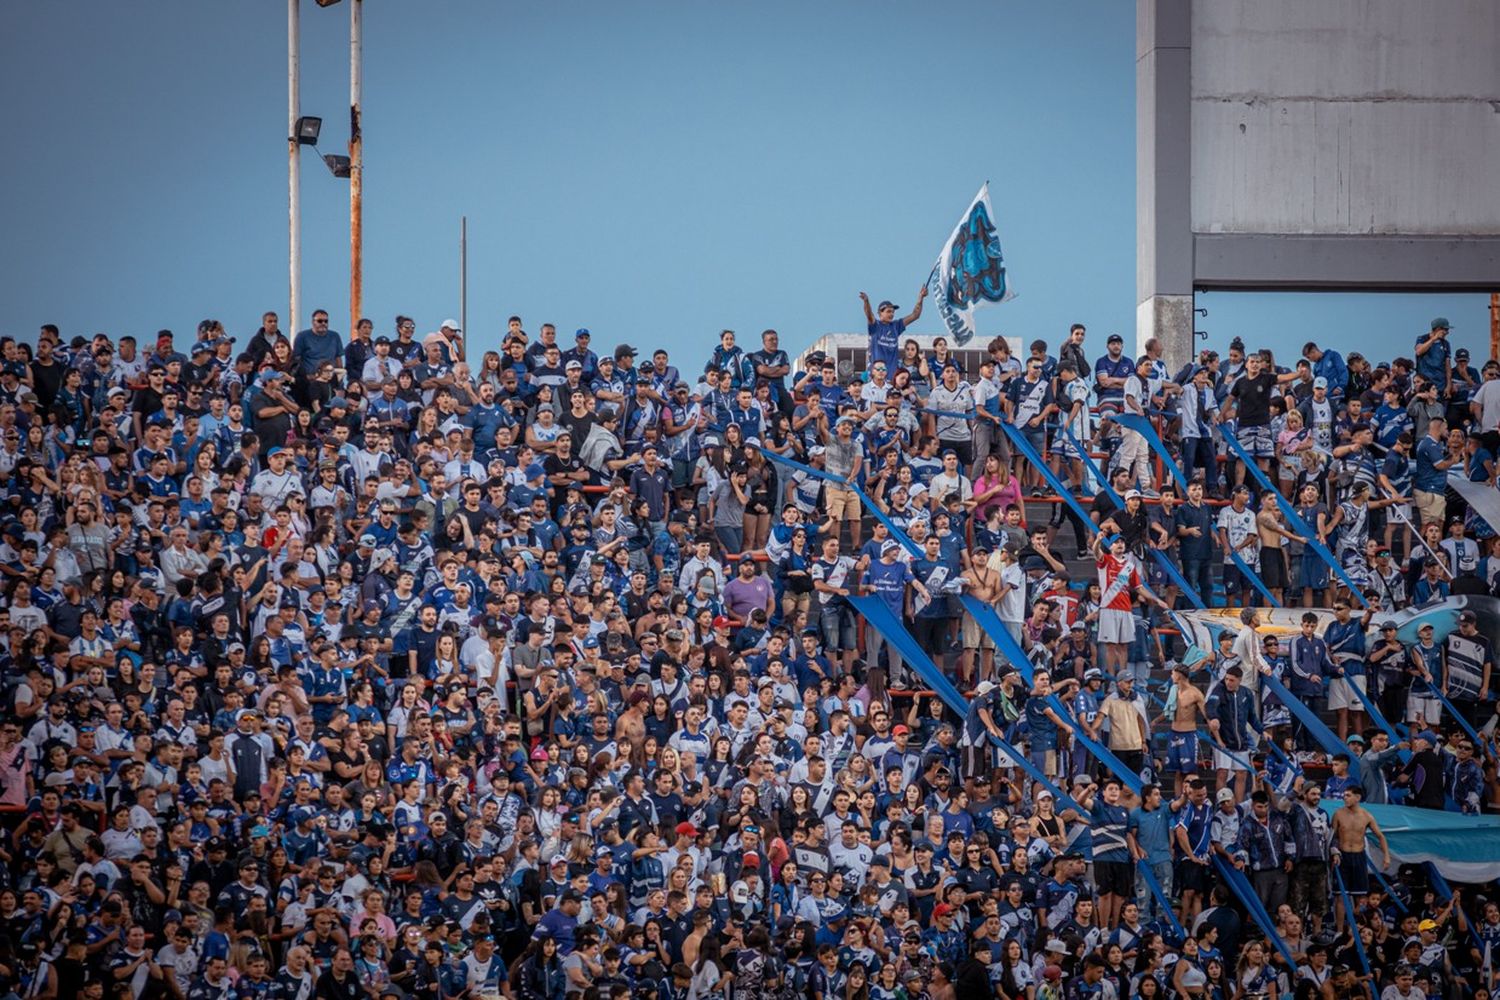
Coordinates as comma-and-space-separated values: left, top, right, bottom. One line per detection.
926, 182, 1015, 346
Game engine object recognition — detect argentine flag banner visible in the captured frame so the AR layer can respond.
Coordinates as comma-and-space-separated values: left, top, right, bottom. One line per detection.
927, 182, 1015, 346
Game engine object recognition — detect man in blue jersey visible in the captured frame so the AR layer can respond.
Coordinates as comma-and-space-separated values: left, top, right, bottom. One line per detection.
1173, 778, 1214, 926
861, 539, 928, 689
1075, 777, 1136, 929
859, 289, 926, 374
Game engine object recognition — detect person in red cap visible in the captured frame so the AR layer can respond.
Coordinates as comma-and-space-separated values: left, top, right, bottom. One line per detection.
669, 820, 700, 871
925, 903, 965, 964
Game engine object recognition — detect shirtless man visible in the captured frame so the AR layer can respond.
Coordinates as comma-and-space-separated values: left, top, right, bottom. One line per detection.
615, 689, 648, 743
1164, 663, 1207, 796
958, 549, 998, 684
1329, 785, 1389, 930
1256, 494, 1305, 606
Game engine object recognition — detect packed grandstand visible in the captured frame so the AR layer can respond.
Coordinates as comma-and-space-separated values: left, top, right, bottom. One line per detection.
1, 309, 1500, 1000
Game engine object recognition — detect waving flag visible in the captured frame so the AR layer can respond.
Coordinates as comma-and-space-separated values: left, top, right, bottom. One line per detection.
927, 182, 1015, 346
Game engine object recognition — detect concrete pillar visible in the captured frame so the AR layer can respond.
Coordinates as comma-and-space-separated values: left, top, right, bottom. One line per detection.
1136, 0, 1194, 374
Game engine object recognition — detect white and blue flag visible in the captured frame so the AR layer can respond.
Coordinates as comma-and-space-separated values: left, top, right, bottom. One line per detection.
927, 182, 1015, 346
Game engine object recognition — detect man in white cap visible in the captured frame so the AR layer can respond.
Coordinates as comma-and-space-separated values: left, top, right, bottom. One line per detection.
428, 318, 465, 365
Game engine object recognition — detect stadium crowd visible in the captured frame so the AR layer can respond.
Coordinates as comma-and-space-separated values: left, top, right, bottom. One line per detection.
1, 305, 1499, 1000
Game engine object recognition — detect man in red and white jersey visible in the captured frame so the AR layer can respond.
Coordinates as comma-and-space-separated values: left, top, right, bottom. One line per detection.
1093, 532, 1170, 676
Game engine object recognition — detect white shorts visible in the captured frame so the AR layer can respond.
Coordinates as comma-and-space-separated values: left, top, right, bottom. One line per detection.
1406, 694, 1442, 725
1098, 608, 1135, 645
1327, 675, 1366, 712
1214, 747, 1252, 772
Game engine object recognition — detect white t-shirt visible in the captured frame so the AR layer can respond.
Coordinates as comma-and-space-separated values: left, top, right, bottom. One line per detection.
1472, 379, 1500, 432
986, 554, 1027, 624
1217, 506, 1259, 569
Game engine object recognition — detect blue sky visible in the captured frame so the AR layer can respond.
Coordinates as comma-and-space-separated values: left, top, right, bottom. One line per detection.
0, 1, 1487, 370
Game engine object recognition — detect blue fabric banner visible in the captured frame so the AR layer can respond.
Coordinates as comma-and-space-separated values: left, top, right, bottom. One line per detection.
1001, 422, 1100, 530
959, 595, 1144, 795
1057, 423, 1122, 507
1433, 687, 1485, 748
848, 594, 1081, 811
1261, 671, 1360, 782
755, 444, 924, 558
1333, 864, 1373, 975
1214, 856, 1298, 968
1229, 549, 1281, 607
1153, 554, 1209, 611
1221, 432, 1364, 600
1346, 674, 1405, 744
1111, 412, 1191, 493
1137, 860, 1187, 939
1055, 423, 1206, 609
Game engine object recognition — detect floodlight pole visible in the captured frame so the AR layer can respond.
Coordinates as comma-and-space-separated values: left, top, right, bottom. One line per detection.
348, 0, 363, 339
460, 216, 468, 346
288, 0, 302, 333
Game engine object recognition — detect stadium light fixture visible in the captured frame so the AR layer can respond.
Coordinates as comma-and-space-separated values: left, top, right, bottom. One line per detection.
293, 116, 322, 145
323, 154, 352, 178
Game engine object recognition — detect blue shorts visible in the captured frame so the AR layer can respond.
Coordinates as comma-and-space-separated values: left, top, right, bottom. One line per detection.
1166, 731, 1199, 774
1299, 552, 1330, 590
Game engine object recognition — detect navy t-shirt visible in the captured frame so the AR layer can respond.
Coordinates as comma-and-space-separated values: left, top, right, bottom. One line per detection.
868, 319, 906, 372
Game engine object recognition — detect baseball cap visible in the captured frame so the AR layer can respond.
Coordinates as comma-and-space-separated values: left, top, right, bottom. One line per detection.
1419, 919, 1438, 931
892, 724, 909, 736
1313, 376, 1328, 389
440, 319, 461, 331
1216, 788, 1235, 804
1107, 333, 1124, 344
1431, 317, 1451, 331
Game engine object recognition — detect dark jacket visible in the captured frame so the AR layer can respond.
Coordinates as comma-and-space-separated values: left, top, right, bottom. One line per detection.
1205, 685, 1259, 752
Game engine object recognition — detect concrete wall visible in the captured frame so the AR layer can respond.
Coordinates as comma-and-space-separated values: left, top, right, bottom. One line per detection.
1190, 0, 1500, 236
1138, 0, 1500, 365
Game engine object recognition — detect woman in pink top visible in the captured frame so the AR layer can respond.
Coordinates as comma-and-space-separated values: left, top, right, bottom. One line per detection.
973, 453, 1024, 523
